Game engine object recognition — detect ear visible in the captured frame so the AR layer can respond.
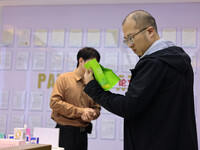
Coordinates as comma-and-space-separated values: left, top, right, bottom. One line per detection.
79, 57, 84, 65
146, 26, 154, 38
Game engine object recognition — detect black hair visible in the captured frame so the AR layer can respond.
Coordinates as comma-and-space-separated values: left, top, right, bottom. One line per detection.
76, 47, 100, 67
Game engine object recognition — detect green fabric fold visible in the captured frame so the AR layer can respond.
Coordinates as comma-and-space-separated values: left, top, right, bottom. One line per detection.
84, 58, 120, 91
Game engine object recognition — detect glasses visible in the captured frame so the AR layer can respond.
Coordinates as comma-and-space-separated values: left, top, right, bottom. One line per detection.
123, 27, 148, 46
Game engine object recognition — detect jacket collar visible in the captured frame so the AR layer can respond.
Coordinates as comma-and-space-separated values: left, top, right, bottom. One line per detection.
73, 69, 83, 81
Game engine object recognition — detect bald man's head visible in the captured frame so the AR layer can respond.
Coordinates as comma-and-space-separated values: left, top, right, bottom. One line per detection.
122, 10, 158, 33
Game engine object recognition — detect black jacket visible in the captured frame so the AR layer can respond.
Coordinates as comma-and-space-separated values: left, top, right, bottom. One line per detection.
84, 46, 198, 150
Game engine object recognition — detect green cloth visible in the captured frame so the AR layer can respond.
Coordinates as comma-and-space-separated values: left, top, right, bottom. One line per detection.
84, 58, 120, 91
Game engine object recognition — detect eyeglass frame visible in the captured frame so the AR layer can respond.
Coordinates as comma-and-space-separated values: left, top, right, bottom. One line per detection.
123, 26, 149, 46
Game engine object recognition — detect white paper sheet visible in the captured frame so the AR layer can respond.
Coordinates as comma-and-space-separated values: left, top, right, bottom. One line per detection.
67, 52, 77, 71
187, 52, 197, 73
0, 114, 7, 133
29, 91, 43, 111
33, 127, 59, 147
32, 51, 46, 70
1, 29, 14, 47
182, 28, 196, 47
15, 51, 29, 70
162, 28, 176, 44
28, 116, 42, 134
51, 29, 65, 47
12, 91, 26, 110
0, 51, 12, 70
50, 52, 64, 71
194, 96, 197, 116
17, 29, 31, 47
101, 107, 111, 114
87, 29, 100, 47
104, 52, 118, 71
47, 92, 52, 111
120, 119, 124, 140
10, 115, 24, 133
34, 29, 48, 47
46, 116, 56, 128
0, 90, 9, 110
69, 29, 82, 47
105, 29, 119, 47
101, 118, 115, 140
122, 52, 138, 72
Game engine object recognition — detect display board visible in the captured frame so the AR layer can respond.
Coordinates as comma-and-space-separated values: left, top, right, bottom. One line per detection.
0, 3, 200, 150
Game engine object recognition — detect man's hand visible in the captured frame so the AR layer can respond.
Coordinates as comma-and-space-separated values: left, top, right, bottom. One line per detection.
81, 108, 96, 122
84, 68, 94, 84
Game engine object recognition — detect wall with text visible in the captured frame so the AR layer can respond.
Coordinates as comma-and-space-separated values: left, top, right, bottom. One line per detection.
0, 3, 200, 150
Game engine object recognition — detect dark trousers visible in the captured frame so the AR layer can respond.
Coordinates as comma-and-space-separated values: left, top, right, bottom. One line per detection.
56, 124, 88, 150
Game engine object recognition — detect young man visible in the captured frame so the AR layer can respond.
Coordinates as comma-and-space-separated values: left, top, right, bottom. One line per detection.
50, 47, 101, 150
84, 10, 198, 150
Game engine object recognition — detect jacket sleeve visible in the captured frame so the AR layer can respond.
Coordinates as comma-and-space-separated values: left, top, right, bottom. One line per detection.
50, 75, 84, 119
84, 59, 168, 119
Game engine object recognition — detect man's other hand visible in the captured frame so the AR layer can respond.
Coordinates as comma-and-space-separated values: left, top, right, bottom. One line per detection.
84, 68, 94, 84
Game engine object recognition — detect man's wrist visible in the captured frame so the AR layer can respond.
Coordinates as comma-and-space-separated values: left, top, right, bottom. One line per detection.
85, 77, 94, 84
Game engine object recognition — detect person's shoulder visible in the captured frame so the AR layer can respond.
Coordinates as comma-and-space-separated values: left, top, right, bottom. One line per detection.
58, 71, 74, 79
141, 58, 163, 65
139, 54, 162, 63
148, 46, 183, 57
140, 46, 180, 63
136, 55, 164, 69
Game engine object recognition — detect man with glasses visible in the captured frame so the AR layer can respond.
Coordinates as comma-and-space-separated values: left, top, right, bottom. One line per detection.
83, 10, 198, 150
